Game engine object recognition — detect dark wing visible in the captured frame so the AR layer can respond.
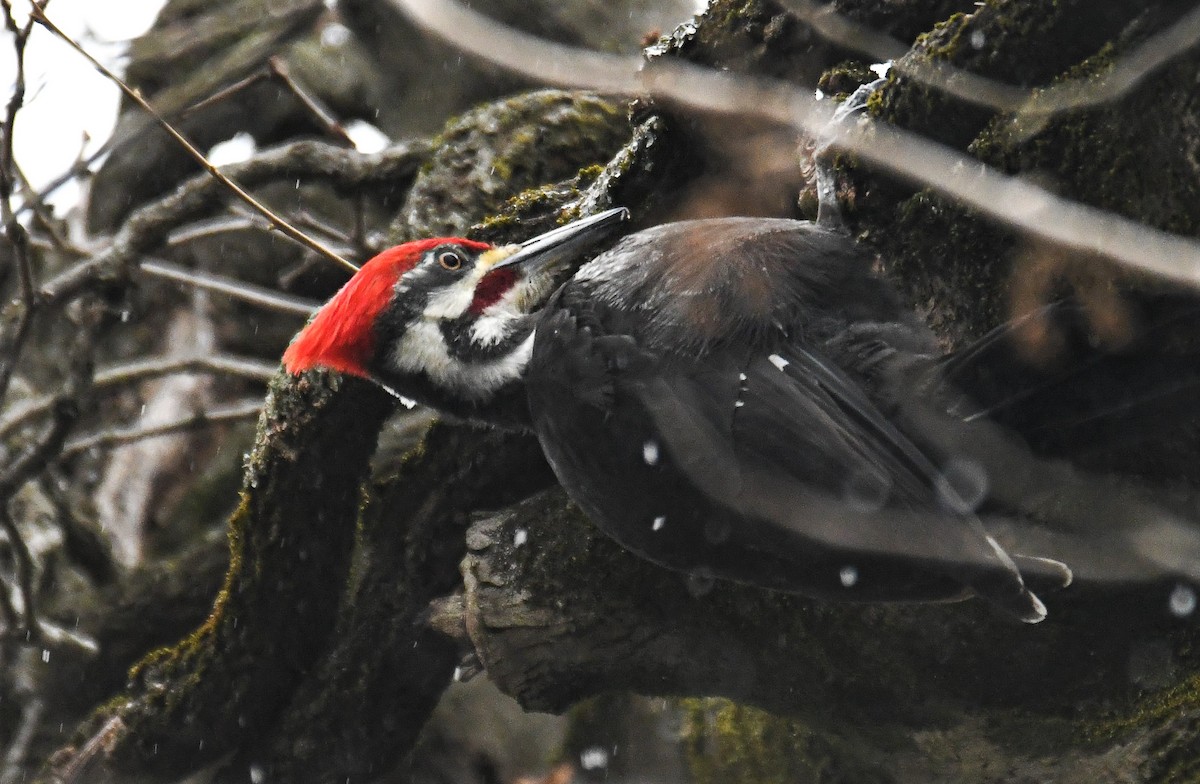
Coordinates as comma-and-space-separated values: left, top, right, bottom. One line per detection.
628, 342, 1048, 622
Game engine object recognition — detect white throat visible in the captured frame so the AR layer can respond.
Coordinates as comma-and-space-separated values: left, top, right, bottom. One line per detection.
389, 322, 534, 400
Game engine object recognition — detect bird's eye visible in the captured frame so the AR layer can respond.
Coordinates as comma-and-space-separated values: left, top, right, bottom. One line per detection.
438, 250, 463, 271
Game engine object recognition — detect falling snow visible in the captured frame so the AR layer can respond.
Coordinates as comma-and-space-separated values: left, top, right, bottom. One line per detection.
513, 529, 528, 547
1169, 584, 1197, 617
580, 747, 609, 770
839, 566, 859, 588
643, 440, 660, 465
652, 515, 666, 531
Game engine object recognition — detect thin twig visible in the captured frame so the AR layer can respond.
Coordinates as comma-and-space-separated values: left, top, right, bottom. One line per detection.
60, 399, 263, 457
142, 259, 318, 316
0, 697, 42, 784
289, 208, 355, 245
0, 4, 38, 408
166, 213, 274, 244
0, 379, 86, 500
0, 305, 99, 643
180, 56, 355, 148
33, 138, 428, 308
13, 161, 69, 250
179, 70, 272, 118
15, 139, 103, 219
0, 353, 278, 439
0, 558, 16, 632
166, 210, 360, 259
267, 56, 355, 147
30, 7, 360, 274
38, 469, 117, 586
0, 502, 38, 641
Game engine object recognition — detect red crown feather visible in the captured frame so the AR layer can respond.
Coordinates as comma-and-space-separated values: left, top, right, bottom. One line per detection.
283, 238, 490, 377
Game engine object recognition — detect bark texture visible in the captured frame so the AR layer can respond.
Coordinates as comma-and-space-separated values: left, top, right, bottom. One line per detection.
11, 0, 1200, 782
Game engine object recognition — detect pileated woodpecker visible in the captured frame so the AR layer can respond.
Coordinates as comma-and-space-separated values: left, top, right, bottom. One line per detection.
285, 208, 1058, 622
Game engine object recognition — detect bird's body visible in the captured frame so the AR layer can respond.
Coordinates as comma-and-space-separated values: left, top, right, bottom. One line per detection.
285, 210, 1051, 622
525, 219, 1041, 613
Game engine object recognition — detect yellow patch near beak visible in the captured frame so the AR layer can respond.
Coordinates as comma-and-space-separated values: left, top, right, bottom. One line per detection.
478, 245, 521, 270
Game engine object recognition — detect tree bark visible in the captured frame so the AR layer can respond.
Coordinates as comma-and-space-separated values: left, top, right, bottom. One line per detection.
27, 0, 1200, 782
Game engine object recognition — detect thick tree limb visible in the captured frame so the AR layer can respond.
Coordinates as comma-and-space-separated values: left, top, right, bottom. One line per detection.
459, 491, 1200, 783
44, 374, 395, 783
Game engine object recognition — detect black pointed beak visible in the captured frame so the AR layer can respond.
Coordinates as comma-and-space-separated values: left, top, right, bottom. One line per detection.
491, 207, 629, 273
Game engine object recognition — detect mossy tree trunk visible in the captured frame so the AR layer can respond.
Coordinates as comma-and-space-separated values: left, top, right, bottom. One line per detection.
24, 1, 1200, 783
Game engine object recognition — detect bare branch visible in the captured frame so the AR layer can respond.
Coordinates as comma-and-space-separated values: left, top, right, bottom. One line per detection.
391, 0, 1200, 289
0, 353, 278, 439
60, 399, 264, 458
267, 56, 356, 147
0, 356, 93, 500
12, 161, 69, 250
31, 138, 427, 309
0, 552, 17, 632
0, 502, 39, 640
178, 69, 272, 118
0, 4, 36, 407
30, 8, 360, 274
778, 0, 1200, 138
0, 396, 80, 502
141, 259, 318, 316
1002, 3, 1200, 138
0, 697, 42, 784
773, 0, 906, 61
166, 210, 360, 260
166, 213, 276, 244
50, 716, 125, 784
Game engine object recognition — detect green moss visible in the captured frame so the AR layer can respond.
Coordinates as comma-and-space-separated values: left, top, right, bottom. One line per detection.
393, 89, 630, 242
576, 163, 605, 181
681, 699, 891, 784
1084, 671, 1200, 745
973, 45, 1200, 239
125, 493, 249, 690
817, 60, 876, 99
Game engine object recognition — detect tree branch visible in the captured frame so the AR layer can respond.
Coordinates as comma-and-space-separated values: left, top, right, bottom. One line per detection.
35, 138, 429, 307
30, 8, 360, 274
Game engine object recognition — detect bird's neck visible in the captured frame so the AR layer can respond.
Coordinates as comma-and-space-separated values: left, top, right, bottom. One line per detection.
376, 314, 538, 429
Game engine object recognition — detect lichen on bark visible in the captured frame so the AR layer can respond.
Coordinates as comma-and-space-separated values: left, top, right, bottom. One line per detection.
33, 0, 1200, 781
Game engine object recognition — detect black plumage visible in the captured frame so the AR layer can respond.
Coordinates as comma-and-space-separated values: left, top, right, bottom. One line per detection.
525, 218, 1047, 620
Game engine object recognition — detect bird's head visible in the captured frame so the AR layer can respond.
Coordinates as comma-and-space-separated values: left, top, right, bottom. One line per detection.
283, 208, 627, 422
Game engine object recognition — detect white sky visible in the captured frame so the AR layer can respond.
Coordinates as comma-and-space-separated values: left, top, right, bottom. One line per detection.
0, 0, 167, 209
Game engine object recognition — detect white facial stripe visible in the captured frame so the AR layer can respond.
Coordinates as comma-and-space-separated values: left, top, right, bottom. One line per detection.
391, 321, 534, 399
423, 279, 477, 319
404, 246, 519, 321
